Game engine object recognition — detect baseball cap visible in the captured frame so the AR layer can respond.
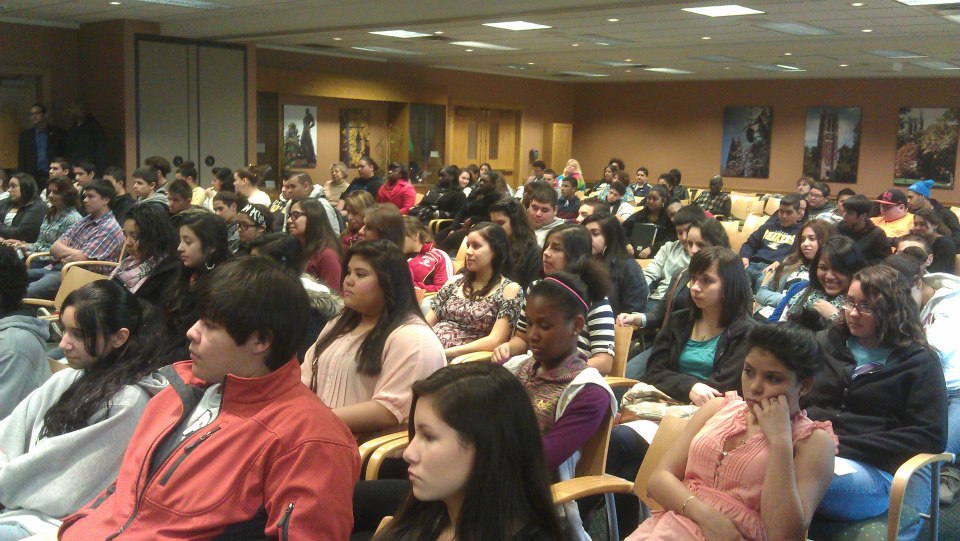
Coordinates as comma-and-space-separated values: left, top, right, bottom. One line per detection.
873, 189, 907, 206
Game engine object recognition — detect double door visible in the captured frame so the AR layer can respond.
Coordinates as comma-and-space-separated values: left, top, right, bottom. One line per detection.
451, 107, 519, 187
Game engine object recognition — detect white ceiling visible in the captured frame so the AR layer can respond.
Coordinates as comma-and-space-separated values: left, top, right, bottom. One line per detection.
3, 0, 960, 81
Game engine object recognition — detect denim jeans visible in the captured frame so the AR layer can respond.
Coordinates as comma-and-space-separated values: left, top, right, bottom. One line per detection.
946, 388, 960, 456
26, 265, 63, 300
745, 261, 768, 292
625, 347, 653, 381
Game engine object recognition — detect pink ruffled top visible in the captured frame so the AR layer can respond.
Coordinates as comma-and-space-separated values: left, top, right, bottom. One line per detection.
626, 392, 838, 541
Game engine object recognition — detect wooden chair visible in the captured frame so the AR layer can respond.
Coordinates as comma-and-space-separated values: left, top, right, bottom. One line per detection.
22, 263, 114, 320
452, 237, 468, 272
611, 325, 634, 378
358, 428, 408, 478
635, 258, 653, 270
951, 207, 960, 223
428, 218, 452, 234
742, 213, 767, 234
48, 357, 69, 373
763, 195, 783, 216
414, 192, 424, 204
955, 254, 960, 275
729, 194, 755, 221
450, 351, 493, 364
375, 516, 393, 535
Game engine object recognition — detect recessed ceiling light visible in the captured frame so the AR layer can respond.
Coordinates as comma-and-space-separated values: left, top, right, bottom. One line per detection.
527, 62, 535, 65
332, 37, 342, 41
624, 58, 632, 62
557, 71, 610, 77
451, 41, 519, 51
862, 28, 873, 32
109, 1, 121, 4
369, 30, 431, 38
592, 60, 646, 67
784, 52, 792, 56
625, 69, 632, 73
434, 31, 444, 35
572, 43, 579, 47
577, 34, 638, 46
839, 64, 849, 67
644, 67, 694, 74
483, 21, 551, 31
608, 18, 620, 22
682, 5, 764, 17
701, 36, 712, 40
465, 49, 474, 52
777, 64, 802, 70
851, 2, 864, 5
351, 46, 424, 56
724, 66, 731, 69
757, 22, 837, 36
749, 63, 805, 72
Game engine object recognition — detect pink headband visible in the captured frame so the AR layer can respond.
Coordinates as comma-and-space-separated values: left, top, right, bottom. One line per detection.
543, 277, 589, 312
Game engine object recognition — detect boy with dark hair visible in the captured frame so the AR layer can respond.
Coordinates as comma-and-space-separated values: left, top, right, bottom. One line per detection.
740, 193, 804, 289
557, 176, 581, 221
871, 188, 914, 241
167, 178, 211, 228
837, 194, 890, 264
72, 160, 97, 189
642, 204, 705, 308
806, 181, 836, 219
130, 167, 170, 211
577, 196, 602, 224
0, 245, 49, 418
143, 155, 171, 193
103, 166, 135, 224
213, 191, 243, 252
59, 257, 359, 541
175, 161, 206, 206
528, 183, 563, 246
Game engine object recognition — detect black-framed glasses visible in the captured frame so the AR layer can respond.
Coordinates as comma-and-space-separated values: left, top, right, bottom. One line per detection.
288, 211, 306, 220
237, 222, 262, 231
841, 300, 874, 315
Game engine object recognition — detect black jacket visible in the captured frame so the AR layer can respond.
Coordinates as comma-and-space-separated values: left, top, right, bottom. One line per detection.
643, 309, 757, 402
410, 186, 466, 222
128, 255, 182, 308
608, 256, 649, 315
18, 125, 66, 178
622, 209, 675, 258
65, 114, 109, 170
837, 220, 889, 264
803, 326, 947, 474
110, 193, 136, 226
0, 198, 46, 242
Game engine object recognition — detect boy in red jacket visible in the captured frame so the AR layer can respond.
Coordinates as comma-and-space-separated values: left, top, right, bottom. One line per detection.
59, 257, 360, 540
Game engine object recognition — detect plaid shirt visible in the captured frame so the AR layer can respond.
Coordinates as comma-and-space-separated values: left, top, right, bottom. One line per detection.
694, 191, 732, 216
58, 211, 123, 269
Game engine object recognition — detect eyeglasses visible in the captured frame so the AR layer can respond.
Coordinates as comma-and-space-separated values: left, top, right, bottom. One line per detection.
237, 222, 262, 231
841, 300, 874, 315
288, 211, 306, 220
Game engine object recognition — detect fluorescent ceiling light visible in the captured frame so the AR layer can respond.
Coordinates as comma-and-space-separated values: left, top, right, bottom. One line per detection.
693, 55, 744, 62
869, 50, 928, 59
369, 30, 431, 38
591, 60, 646, 67
776, 64, 802, 70
351, 46, 424, 56
682, 5, 764, 17
576, 34, 638, 46
502, 64, 530, 70
135, 0, 225, 7
644, 67, 694, 74
896, 1, 960, 5
451, 41, 519, 51
557, 71, 609, 77
911, 60, 960, 69
483, 21, 551, 31
756, 22, 837, 35
748, 63, 806, 71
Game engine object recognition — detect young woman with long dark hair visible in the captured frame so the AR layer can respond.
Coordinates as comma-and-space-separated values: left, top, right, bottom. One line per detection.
302, 240, 445, 437
910, 208, 957, 274
755, 219, 833, 319
0, 173, 44, 243
2, 176, 80, 266
582, 212, 649, 314
373, 363, 566, 541
778, 235, 868, 329
110, 203, 180, 306
287, 196, 342, 290
0, 280, 165, 540
489, 197, 542, 290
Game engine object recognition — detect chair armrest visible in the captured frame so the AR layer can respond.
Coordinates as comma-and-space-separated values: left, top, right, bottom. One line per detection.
552, 474, 635, 505
604, 377, 640, 389
62, 260, 120, 274
887, 452, 956, 540
365, 435, 410, 481
358, 429, 408, 465
25, 251, 52, 268
451, 351, 493, 364
22, 298, 56, 308
428, 219, 453, 234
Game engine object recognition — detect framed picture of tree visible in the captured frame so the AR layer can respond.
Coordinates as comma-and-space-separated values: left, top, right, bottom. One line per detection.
895, 108, 959, 189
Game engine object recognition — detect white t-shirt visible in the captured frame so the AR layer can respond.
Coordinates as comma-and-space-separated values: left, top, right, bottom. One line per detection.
247, 190, 271, 207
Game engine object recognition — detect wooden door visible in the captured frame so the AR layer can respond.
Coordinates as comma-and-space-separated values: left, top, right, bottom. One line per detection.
452, 107, 519, 187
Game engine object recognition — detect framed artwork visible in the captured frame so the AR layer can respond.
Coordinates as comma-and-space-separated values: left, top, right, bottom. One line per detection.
802, 107, 861, 183
340, 108, 370, 168
895, 107, 959, 189
721, 106, 772, 178
282, 105, 317, 168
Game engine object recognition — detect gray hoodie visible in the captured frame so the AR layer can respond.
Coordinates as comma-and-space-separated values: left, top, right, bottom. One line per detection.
0, 368, 168, 535
138, 192, 170, 210
0, 314, 50, 420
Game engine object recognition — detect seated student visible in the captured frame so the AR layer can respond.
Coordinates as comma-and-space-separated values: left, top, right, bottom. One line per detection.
360, 203, 406, 248
837, 194, 890, 263
911, 208, 957, 274
0, 280, 165, 540
489, 197, 542, 290
110, 204, 180, 306
556, 176, 582, 221
202, 166, 233, 210
582, 212, 649, 314
372, 363, 566, 541
557, 159, 585, 191
740, 193, 804, 290
576, 196, 603, 224
403, 216, 452, 293
806, 265, 946, 535
871, 188, 914, 242
586, 164, 615, 200
102, 167, 135, 225
325, 161, 350, 204
436, 171, 508, 254
342, 156, 384, 201
604, 180, 635, 222
618, 220, 732, 377
665, 169, 689, 201
907, 178, 960, 244
640, 204, 704, 311
0, 173, 45, 243
129, 167, 169, 211
212, 190, 243, 252
779, 235, 867, 330
805, 181, 837, 220
59, 258, 360, 540
175, 161, 206, 206
280, 170, 340, 235
693, 175, 732, 218
302, 240, 445, 437
233, 166, 271, 206
1, 176, 81, 266
492, 225, 615, 374
427, 222, 523, 360
755, 219, 833, 319
25, 179, 123, 300
377, 162, 417, 215
502, 272, 617, 540
166, 178, 211, 228
234, 203, 273, 253
0, 246, 49, 419
408, 164, 466, 223
623, 185, 675, 259
527, 183, 565, 247
623, 324, 837, 541
143, 155, 171, 194
287, 196, 342, 290
342, 190, 375, 250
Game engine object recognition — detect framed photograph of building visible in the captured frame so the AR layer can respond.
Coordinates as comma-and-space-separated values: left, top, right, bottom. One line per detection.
895, 107, 959, 189
802, 107, 861, 183
721, 106, 772, 178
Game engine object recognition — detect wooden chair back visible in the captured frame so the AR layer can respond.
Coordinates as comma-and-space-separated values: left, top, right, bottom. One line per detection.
634, 415, 690, 511
453, 237, 468, 272
612, 325, 633, 378
763, 195, 782, 216
48, 358, 70, 373
575, 407, 615, 478
375, 516, 393, 535
52, 266, 109, 312
742, 213, 766, 234
729, 194, 755, 221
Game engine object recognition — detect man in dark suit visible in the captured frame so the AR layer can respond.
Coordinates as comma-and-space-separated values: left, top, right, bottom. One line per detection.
18, 103, 65, 181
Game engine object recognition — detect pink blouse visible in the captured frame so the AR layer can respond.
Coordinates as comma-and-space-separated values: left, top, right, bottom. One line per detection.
626, 393, 837, 541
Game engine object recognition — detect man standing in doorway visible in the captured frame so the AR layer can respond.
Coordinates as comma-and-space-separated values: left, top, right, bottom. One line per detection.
18, 104, 65, 182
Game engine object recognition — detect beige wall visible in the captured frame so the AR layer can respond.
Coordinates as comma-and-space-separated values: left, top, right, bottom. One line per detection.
572, 78, 960, 204
0, 22, 79, 129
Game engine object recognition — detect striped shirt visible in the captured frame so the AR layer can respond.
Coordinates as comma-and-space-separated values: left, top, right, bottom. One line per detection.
516, 291, 616, 358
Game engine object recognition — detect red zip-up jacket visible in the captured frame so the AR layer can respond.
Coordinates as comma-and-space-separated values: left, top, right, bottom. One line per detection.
407, 242, 452, 292
58, 359, 359, 541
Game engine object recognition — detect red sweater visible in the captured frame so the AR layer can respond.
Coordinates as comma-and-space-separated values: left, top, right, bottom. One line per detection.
59, 360, 359, 541
306, 246, 342, 291
376, 179, 417, 214
407, 242, 452, 292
